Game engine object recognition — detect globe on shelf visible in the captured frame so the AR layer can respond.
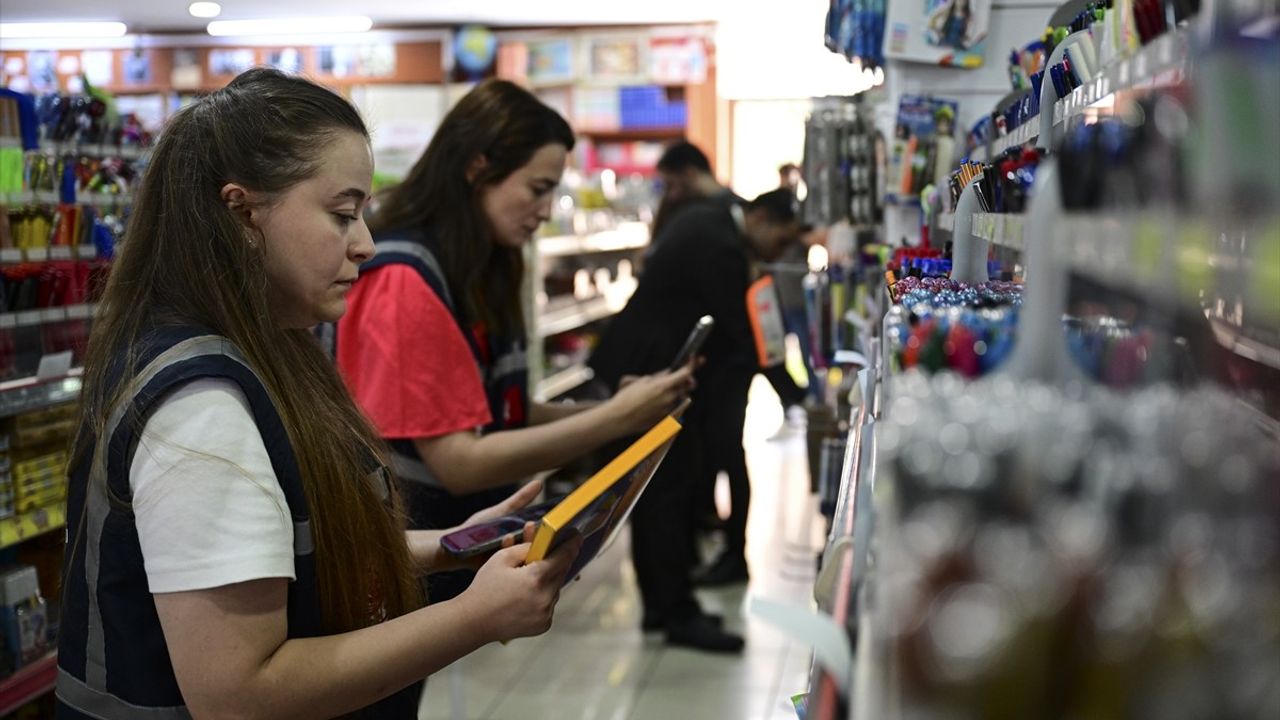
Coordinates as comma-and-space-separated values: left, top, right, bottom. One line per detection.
455, 25, 497, 77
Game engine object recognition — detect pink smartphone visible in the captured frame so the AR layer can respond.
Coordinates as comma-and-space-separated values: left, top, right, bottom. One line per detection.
440, 497, 562, 559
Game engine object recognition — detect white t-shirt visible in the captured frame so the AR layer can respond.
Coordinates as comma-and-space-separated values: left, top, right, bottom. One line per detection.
129, 378, 296, 594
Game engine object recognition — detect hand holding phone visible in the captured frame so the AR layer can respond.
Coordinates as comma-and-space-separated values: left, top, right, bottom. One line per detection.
441, 497, 562, 559
670, 315, 715, 371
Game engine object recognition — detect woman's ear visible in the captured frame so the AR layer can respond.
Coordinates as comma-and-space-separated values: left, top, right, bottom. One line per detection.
465, 154, 488, 185
220, 183, 255, 225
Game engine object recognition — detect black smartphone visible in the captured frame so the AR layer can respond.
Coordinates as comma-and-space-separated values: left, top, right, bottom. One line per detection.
440, 497, 563, 559
670, 315, 715, 371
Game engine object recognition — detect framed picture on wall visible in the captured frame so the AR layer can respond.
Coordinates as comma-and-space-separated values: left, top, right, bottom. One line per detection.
526, 37, 576, 86
884, 0, 993, 68
582, 34, 649, 85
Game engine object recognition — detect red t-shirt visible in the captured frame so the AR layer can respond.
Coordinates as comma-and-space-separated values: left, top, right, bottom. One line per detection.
337, 264, 491, 440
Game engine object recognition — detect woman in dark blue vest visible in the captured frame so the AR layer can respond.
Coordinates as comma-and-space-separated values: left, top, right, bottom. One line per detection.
58, 68, 579, 720
335, 80, 693, 602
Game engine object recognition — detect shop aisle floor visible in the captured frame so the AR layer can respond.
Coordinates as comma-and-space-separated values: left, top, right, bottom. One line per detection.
420, 377, 824, 720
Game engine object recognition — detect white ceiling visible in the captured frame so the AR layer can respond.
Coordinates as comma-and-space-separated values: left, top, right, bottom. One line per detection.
0, 0, 733, 32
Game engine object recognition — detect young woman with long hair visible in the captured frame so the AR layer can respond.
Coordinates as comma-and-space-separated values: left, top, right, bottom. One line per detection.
336, 80, 691, 600
58, 68, 578, 720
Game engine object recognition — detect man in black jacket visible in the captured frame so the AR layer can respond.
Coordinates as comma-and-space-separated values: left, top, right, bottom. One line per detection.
591, 189, 800, 653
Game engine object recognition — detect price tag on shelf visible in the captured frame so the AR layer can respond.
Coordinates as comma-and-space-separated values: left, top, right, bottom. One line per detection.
50, 246, 73, 260
0, 313, 15, 329
16, 309, 43, 327
66, 304, 93, 320
1135, 52, 1149, 83
1118, 59, 1131, 87
26, 247, 49, 262
37, 350, 74, 381
76, 244, 97, 259
40, 307, 64, 323
36, 190, 60, 204
0, 248, 23, 263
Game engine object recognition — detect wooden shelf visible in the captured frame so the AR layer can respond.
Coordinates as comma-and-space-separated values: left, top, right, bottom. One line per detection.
579, 128, 684, 143
0, 650, 57, 716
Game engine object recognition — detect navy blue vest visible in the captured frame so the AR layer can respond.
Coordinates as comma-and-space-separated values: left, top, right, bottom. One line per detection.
335, 231, 530, 492
56, 327, 417, 719
347, 231, 530, 601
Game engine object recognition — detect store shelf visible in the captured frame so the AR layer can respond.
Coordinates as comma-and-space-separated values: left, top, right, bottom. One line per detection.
579, 128, 684, 142
535, 364, 596, 401
972, 213, 1026, 251
0, 374, 83, 420
0, 504, 68, 551
1054, 28, 1189, 127
537, 222, 650, 258
0, 304, 98, 330
0, 245, 99, 264
0, 650, 58, 715
3, 190, 134, 207
37, 139, 148, 160
537, 296, 617, 338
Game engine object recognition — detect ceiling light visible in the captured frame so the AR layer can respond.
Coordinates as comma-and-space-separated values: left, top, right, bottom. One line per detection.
0, 21, 127, 39
206, 16, 373, 37
188, 2, 223, 19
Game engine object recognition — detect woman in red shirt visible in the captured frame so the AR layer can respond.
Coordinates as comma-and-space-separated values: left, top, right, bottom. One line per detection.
337, 80, 690, 600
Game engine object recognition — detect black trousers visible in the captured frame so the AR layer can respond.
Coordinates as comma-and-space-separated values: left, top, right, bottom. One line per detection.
630, 421, 704, 624
694, 374, 753, 560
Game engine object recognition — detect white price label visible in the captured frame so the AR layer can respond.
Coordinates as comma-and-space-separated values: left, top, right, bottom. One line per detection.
77, 244, 97, 259
0, 313, 15, 329
36, 350, 73, 381
1119, 59, 1131, 86
0, 249, 23, 263
40, 307, 64, 323
16, 310, 43, 327
50, 246, 72, 260
26, 247, 49, 262
1135, 52, 1148, 82
36, 190, 60, 204
66, 304, 91, 320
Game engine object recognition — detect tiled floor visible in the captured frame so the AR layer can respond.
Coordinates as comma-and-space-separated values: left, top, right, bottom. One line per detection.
421, 379, 824, 720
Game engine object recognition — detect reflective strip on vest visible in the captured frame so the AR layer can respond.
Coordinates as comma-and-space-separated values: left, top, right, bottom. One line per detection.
57, 670, 193, 720
74, 335, 316, 715
489, 347, 528, 381
374, 240, 455, 311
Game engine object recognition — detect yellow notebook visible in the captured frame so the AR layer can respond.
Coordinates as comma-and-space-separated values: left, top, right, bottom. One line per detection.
525, 415, 682, 577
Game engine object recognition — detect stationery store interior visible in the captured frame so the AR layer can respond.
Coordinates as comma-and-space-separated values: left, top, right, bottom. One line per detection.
0, 0, 1277, 718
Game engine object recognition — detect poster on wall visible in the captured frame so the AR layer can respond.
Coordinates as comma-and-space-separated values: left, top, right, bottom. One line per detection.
583, 35, 648, 84
266, 48, 303, 74
649, 37, 707, 84
526, 38, 575, 86
27, 51, 57, 92
885, 0, 993, 68
123, 49, 153, 85
171, 49, 201, 89
209, 48, 255, 77
317, 46, 356, 77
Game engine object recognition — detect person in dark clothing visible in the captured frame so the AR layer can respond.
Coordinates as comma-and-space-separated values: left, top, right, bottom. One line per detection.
591, 189, 801, 653
650, 140, 742, 243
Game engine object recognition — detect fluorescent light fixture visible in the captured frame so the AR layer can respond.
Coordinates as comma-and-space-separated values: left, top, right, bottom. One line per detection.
0, 21, 127, 39
188, 2, 223, 19
207, 16, 372, 36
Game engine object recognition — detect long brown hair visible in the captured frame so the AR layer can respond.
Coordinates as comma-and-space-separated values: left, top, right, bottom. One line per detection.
73, 68, 420, 633
370, 79, 574, 338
